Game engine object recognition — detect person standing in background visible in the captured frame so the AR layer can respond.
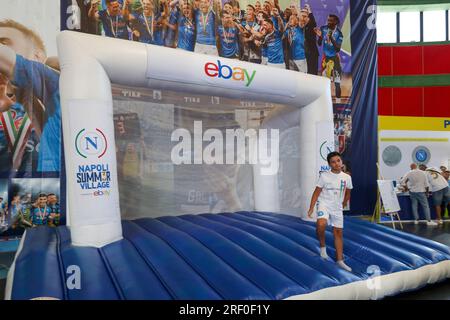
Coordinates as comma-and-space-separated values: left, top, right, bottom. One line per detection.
89, 0, 130, 40
30, 193, 51, 226
426, 167, 450, 225
400, 163, 436, 225
167, 0, 196, 52
240, 4, 261, 63
440, 169, 450, 219
194, 0, 222, 55
316, 14, 343, 98
256, 8, 285, 69
217, 12, 240, 59
164, 2, 179, 47
47, 193, 60, 227
301, 5, 319, 75
284, 13, 307, 73
0, 196, 6, 226
123, 0, 166, 45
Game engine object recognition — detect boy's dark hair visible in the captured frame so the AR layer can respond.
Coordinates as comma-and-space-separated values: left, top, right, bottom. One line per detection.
47, 193, 56, 197
38, 193, 47, 198
327, 151, 342, 164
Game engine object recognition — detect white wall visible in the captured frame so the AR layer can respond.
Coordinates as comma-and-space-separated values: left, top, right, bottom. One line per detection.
379, 130, 450, 181
0, 0, 60, 56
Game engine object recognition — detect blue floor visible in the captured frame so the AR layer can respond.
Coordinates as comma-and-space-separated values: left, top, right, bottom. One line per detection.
8, 212, 450, 300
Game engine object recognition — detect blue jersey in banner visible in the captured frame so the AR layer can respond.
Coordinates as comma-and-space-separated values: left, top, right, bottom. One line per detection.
195, 9, 216, 45
12, 55, 61, 172
285, 26, 306, 60
49, 203, 60, 226
31, 206, 51, 225
177, 15, 196, 51
165, 9, 178, 47
133, 12, 164, 45
320, 25, 343, 58
98, 10, 129, 40
271, 15, 285, 30
217, 26, 239, 58
264, 30, 284, 64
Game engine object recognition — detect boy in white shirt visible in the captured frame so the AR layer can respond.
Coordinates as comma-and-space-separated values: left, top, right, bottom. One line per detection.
307, 152, 353, 272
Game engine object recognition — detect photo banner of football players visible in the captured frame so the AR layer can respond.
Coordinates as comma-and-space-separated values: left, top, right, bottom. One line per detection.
0, 0, 64, 238
60, 0, 378, 215
61, 0, 352, 142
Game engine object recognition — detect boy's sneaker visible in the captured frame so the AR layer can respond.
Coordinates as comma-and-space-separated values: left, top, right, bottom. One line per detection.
427, 221, 438, 226
414, 220, 419, 225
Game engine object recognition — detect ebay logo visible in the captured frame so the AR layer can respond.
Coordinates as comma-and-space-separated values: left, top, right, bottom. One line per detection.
204, 60, 256, 87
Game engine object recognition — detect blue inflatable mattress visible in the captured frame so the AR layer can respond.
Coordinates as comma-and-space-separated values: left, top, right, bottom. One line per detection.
6, 212, 450, 300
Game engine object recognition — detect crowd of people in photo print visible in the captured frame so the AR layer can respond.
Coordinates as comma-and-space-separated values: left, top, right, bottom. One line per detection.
0, 179, 61, 235
85, 0, 346, 98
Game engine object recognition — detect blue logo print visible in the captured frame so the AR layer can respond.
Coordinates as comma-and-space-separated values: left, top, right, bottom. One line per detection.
415, 149, 428, 162
317, 211, 324, 217
412, 146, 431, 165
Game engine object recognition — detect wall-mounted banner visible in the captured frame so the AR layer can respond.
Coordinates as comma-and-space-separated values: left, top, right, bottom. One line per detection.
0, 0, 64, 238
60, 0, 377, 215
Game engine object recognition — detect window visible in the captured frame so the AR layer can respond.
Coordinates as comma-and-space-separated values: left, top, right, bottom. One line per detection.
377, 11, 397, 43
399, 11, 421, 42
423, 10, 446, 42
448, 10, 450, 41
376, 7, 450, 44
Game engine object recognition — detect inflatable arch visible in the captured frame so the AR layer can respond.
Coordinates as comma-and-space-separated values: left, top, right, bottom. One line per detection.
57, 31, 334, 248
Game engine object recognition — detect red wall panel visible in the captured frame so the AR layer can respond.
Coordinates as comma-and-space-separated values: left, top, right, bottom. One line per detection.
378, 88, 393, 116
378, 46, 392, 76
423, 86, 450, 117
423, 45, 450, 75
378, 43, 450, 118
392, 87, 423, 117
392, 46, 423, 76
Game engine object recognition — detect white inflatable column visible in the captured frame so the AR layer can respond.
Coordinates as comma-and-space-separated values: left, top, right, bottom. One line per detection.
58, 35, 122, 247
298, 89, 334, 219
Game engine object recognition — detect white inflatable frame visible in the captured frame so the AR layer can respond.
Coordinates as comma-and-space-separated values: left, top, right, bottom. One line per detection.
57, 31, 334, 247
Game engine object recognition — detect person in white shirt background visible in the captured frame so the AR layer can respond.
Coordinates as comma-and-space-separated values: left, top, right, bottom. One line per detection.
307, 151, 353, 272
400, 163, 436, 226
440, 169, 450, 218
426, 167, 450, 225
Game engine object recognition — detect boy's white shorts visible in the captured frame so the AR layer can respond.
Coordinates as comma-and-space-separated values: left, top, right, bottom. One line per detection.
317, 206, 344, 229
